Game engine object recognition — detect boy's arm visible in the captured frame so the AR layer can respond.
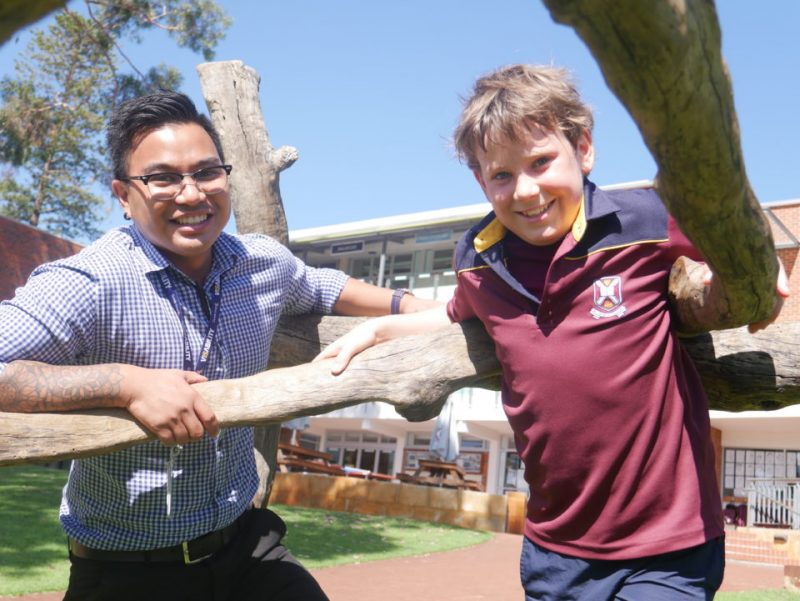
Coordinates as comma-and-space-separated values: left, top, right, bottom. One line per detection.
314, 304, 452, 375
333, 278, 443, 316
0, 361, 219, 445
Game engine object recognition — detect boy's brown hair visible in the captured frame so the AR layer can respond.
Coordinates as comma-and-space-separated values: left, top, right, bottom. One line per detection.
454, 64, 594, 170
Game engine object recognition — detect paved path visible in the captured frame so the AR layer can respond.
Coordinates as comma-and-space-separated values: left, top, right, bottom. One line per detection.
2, 534, 787, 600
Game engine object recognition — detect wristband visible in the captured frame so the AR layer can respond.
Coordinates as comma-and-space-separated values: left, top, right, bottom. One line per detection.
391, 288, 413, 314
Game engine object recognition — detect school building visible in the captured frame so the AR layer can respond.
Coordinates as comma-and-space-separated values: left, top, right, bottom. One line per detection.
287, 181, 800, 528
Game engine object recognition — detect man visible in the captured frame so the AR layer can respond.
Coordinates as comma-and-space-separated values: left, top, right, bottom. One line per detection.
0, 90, 433, 601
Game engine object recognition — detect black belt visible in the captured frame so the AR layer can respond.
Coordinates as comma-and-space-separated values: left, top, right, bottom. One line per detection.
68, 512, 244, 564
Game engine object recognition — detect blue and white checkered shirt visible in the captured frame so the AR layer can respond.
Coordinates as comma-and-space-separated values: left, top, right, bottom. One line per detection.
0, 225, 348, 550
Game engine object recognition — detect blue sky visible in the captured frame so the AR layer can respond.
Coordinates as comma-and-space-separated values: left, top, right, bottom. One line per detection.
1, 1, 798, 235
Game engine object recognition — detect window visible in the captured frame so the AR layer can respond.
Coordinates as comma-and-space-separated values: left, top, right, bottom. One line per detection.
297, 432, 320, 451
310, 261, 338, 270
350, 257, 375, 282
504, 452, 527, 492
390, 254, 413, 277
432, 248, 454, 272
325, 430, 397, 475
460, 436, 488, 450
722, 447, 800, 497
408, 433, 431, 447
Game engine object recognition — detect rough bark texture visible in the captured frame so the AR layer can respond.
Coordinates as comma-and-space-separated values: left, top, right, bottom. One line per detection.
196, 61, 295, 243
2, 318, 800, 466
0, 0, 66, 46
197, 60, 299, 506
543, 0, 779, 334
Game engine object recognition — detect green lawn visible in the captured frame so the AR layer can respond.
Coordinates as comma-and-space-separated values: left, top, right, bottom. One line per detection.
1, 466, 796, 599
0, 466, 488, 596
0, 465, 70, 596
718, 593, 799, 601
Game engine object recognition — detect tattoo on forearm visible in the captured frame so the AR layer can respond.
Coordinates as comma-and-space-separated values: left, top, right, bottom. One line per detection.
0, 362, 124, 412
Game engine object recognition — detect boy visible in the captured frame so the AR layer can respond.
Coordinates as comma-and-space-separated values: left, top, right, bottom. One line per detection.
316, 64, 787, 600
0, 90, 434, 601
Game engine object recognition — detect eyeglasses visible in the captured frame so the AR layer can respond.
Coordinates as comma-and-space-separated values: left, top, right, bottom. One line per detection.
120, 165, 233, 200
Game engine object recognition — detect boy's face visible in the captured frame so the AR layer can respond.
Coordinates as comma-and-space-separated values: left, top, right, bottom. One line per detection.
473, 124, 594, 246
112, 122, 231, 282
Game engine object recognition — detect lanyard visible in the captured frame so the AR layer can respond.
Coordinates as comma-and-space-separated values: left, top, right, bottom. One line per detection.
159, 270, 222, 375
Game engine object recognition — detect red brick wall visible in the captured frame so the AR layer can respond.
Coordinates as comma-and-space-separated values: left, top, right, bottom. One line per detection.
0, 216, 82, 301
771, 203, 800, 323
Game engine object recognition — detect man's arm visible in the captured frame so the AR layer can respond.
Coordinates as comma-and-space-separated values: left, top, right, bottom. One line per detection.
0, 361, 219, 445
314, 304, 452, 375
332, 278, 443, 316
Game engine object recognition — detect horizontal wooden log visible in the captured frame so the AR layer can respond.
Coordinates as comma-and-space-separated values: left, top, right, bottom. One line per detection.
0, 320, 495, 466
1, 314, 798, 466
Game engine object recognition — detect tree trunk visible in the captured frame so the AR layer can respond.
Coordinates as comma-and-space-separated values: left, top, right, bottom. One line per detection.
196, 61, 295, 243
197, 61, 299, 507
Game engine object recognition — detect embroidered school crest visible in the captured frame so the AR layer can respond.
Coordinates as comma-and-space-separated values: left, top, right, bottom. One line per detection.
590, 276, 627, 319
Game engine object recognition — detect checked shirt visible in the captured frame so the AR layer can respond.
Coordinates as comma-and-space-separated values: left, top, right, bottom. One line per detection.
0, 225, 347, 550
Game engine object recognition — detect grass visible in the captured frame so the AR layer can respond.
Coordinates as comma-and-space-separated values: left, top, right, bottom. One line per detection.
0, 466, 489, 596
718, 593, 799, 601
272, 503, 490, 569
0, 465, 70, 597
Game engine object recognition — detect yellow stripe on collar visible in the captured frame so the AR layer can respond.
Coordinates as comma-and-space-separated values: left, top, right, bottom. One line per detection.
571, 195, 587, 242
473, 217, 507, 253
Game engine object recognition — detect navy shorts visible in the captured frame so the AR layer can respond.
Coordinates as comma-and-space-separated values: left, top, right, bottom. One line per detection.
520, 536, 725, 601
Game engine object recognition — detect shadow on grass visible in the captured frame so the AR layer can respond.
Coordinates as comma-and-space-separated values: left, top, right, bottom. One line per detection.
0, 466, 69, 582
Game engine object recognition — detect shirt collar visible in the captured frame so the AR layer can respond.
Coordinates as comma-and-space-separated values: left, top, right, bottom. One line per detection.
471, 179, 621, 253
125, 225, 241, 282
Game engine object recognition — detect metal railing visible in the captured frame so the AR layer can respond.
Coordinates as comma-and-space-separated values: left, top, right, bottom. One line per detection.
745, 478, 800, 529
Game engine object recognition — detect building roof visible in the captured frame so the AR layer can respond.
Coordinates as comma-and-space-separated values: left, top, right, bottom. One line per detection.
0, 216, 82, 301
289, 181, 800, 248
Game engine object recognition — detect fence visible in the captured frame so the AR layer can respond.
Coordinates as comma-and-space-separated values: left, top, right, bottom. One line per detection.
270, 471, 528, 533
746, 478, 800, 529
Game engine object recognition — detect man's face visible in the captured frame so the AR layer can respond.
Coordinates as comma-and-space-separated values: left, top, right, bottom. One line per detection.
112, 122, 231, 282
473, 124, 594, 246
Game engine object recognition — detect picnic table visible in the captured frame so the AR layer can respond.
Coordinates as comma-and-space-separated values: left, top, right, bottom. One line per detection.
277, 443, 394, 481
277, 442, 346, 476
397, 459, 483, 491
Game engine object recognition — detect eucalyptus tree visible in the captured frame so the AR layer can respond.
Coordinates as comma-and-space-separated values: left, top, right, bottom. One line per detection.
0, 1, 230, 240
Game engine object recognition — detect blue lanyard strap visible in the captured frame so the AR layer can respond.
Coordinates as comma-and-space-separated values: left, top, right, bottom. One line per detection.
159, 271, 222, 375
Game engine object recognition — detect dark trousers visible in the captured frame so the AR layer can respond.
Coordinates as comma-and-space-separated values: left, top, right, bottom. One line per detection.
521, 536, 725, 601
64, 508, 328, 601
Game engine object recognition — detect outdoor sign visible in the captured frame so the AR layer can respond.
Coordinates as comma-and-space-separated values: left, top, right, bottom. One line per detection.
415, 229, 453, 244
331, 241, 364, 255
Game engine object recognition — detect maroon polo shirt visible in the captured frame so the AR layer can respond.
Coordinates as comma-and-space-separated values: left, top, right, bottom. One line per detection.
447, 181, 724, 560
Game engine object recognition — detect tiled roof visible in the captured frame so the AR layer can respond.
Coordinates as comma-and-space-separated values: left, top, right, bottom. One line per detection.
0, 216, 82, 301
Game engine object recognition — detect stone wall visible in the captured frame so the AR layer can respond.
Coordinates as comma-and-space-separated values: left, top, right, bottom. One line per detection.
270, 472, 524, 533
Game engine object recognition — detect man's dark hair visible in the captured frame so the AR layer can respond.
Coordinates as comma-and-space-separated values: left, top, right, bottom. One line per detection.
107, 90, 225, 179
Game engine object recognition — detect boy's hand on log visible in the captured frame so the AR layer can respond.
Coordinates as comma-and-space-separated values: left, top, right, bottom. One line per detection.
313, 320, 381, 376
701, 259, 790, 333
314, 306, 452, 376
121, 366, 219, 446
